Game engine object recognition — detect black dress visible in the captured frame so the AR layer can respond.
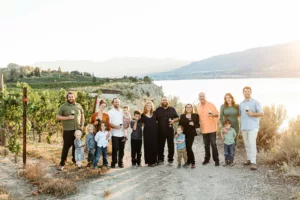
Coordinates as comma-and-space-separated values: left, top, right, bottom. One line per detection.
178, 113, 200, 165
141, 112, 159, 165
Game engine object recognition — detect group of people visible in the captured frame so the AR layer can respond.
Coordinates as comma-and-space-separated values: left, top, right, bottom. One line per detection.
56, 86, 263, 171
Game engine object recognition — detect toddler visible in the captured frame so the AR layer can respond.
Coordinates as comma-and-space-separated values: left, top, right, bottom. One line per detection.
174, 126, 188, 169
85, 124, 96, 167
94, 121, 111, 168
221, 119, 237, 166
74, 130, 85, 169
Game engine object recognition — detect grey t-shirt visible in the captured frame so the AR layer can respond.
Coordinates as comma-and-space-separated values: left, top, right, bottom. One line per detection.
130, 120, 142, 140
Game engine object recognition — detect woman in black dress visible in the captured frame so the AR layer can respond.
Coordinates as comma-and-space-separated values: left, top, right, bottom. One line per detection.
141, 101, 159, 167
178, 104, 200, 169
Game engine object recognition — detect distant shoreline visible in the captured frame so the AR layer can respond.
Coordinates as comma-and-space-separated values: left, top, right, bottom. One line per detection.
152, 77, 300, 81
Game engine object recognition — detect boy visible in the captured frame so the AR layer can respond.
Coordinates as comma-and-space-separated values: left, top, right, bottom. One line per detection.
221, 119, 237, 166
174, 125, 188, 169
85, 124, 96, 167
130, 110, 143, 168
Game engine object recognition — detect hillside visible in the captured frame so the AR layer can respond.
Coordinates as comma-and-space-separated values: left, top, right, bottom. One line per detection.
150, 41, 300, 80
34, 57, 190, 78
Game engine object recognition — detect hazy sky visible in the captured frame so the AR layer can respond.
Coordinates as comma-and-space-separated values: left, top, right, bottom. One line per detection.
1, 0, 300, 67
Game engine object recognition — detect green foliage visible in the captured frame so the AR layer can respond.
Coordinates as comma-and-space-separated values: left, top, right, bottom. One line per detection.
143, 76, 152, 83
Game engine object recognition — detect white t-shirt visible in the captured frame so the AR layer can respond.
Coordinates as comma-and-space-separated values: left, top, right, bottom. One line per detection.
108, 108, 124, 137
95, 130, 111, 148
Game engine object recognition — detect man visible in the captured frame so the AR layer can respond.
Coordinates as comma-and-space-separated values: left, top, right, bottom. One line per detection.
197, 92, 219, 166
155, 97, 179, 165
108, 98, 125, 168
240, 86, 264, 170
56, 92, 85, 171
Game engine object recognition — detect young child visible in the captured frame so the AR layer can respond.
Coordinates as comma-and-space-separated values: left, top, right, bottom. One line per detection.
221, 119, 237, 166
122, 105, 131, 142
174, 125, 188, 169
85, 124, 96, 167
130, 110, 143, 168
74, 130, 85, 169
93, 121, 111, 169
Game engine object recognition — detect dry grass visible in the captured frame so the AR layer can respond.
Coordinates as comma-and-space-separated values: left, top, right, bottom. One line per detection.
20, 164, 45, 183
0, 147, 9, 157
257, 105, 286, 151
104, 189, 112, 199
39, 178, 77, 197
0, 186, 11, 200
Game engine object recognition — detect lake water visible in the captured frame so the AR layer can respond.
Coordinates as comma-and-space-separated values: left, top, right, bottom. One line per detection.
155, 78, 300, 128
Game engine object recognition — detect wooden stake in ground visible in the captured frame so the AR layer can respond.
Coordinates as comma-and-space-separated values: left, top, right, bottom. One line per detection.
0, 73, 5, 146
93, 95, 98, 113
23, 87, 28, 165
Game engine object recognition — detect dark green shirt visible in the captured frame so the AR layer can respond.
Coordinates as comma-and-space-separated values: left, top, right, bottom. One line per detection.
220, 104, 240, 134
57, 102, 84, 130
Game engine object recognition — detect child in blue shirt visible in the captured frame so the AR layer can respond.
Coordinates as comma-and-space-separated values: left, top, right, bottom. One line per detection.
85, 124, 96, 167
174, 125, 188, 169
221, 119, 237, 166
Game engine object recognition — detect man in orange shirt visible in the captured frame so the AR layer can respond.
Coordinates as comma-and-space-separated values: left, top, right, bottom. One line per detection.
197, 92, 220, 166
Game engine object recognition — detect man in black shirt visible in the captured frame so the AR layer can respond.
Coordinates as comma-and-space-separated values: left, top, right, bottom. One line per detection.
155, 97, 179, 165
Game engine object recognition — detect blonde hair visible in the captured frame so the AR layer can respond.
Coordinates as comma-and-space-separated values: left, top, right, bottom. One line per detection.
143, 101, 155, 114
86, 124, 96, 133
74, 130, 82, 138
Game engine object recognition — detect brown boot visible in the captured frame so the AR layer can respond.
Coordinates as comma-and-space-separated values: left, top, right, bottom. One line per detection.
243, 160, 251, 166
250, 164, 257, 170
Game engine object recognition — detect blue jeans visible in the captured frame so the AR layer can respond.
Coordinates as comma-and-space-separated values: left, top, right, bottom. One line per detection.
93, 146, 108, 167
87, 148, 95, 163
224, 144, 235, 161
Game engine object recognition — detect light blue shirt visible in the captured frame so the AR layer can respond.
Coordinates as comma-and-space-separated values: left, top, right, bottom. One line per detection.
239, 98, 263, 131
174, 133, 186, 150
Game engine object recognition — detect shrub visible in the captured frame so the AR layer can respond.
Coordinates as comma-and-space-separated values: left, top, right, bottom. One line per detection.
259, 115, 300, 177
257, 105, 287, 151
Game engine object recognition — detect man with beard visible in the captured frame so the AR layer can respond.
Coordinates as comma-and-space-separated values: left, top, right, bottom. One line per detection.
155, 97, 179, 165
56, 92, 85, 171
108, 98, 125, 168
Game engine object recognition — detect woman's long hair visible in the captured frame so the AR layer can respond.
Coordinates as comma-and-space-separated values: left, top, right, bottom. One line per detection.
224, 93, 239, 109
184, 103, 194, 114
143, 101, 155, 114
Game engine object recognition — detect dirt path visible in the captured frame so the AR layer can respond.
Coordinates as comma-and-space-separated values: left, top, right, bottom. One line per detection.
70, 135, 299, 200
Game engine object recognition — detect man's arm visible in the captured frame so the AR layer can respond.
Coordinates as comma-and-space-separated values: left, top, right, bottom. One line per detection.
247, 101, 264, 117
56, 115, 73, 121
211, 104, 219, 118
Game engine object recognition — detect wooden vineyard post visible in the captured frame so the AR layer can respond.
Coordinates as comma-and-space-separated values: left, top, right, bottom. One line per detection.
93, 95, 98, 113
23, 87, 28, 165
0, 73, 5, 146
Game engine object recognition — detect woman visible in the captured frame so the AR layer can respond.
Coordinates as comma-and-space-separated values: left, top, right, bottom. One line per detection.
220, 93, 239, 146
90, 100, 111, 132
178, 104, 200, 169
141, 101, 159, 167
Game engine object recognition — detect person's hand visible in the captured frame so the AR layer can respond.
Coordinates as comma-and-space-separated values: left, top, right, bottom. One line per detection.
68, 115, 75, 120
81, 125, 84, 131
246, 111, 253, 116
169, 120, 175, 125
94, 121, 99, 125
189, 121, 194, 126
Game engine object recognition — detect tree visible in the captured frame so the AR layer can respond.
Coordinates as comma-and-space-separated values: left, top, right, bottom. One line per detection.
9, 68, 20, 81
92, 74, 96, 83
58, 66, 62, 74
34, 67, 41, 77
143, 76, 152, 83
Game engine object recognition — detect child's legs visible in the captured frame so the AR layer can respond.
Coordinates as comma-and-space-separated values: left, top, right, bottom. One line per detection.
224, 144, 229, 160
136, 140, 142, 165
88, 149, 95, 163
183, 148, 188, 164
177, 149, 183, 164
229, 144, 235, 161
102, 147, 108, 166
131, 139, 137, 165
93, 146, 103, 167
77, 161, 81, 167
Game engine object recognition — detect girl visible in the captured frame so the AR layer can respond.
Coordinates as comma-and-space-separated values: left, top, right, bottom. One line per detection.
93, 121, 111, 168
74, 130, 85, 169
